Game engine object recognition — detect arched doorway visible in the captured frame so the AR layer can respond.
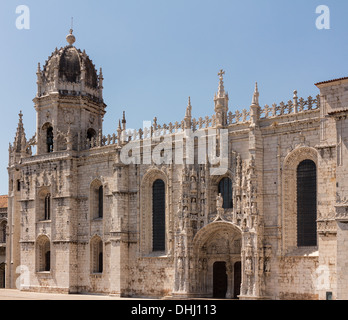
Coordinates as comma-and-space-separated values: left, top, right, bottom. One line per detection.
213, 261, 228, 298
233, 261, 241, 299
193, 221, 242, 299
0, 263, 5, 288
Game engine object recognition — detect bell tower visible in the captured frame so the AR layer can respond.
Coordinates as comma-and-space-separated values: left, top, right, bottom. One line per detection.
33, 29, 106, 154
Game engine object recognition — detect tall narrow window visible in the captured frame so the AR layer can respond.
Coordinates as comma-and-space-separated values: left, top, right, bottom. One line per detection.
98, 241, 103, 273
91, 237, 103, 273
98, 186, 103, 218
44, 194, 51, 220
37, 236, 51, 272
218, 177, 233, 209
45, 251, 51, 272
0, 263, 5, 288
152, 179, 165, 252
297, 160, 317, 247
0, 222, 6, 243
47, 126, 54, 153
90, 181, 103, 220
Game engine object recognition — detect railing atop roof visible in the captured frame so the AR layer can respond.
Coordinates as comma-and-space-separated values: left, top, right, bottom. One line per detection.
86, 93, 320, 149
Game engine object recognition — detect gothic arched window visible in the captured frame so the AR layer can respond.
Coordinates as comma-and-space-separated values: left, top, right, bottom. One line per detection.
0, 222, 6, 243
91, 237, 103, 273
297, 160, 317, 247
152, 179, 165, 252
218, 177, 233, 209
47, 126, 54, 153
45, 250, 51, 272
87, 128, 96, 140
44, 194, 51, 221
0, 263, 5, 288
37, 236, 51, 272
38, 189, 51, 222
90, 181, 103, 220
98, 186, 103, 218
87, 128, 97, 148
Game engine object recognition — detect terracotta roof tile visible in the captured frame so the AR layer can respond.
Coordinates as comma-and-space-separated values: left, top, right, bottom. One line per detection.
0, 195, 8, 209
315, 77, 348, 86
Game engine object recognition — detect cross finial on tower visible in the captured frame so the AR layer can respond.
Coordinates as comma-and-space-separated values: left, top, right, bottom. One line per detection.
218, 69, 225, 79
217, 69, 226, 98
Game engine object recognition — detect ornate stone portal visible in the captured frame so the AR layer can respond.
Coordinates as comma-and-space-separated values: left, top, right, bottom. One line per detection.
172, 148, 269, 299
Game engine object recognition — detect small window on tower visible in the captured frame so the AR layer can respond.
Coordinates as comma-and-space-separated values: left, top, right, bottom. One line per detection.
47, 126, 54, 153
87, 128, 96, 141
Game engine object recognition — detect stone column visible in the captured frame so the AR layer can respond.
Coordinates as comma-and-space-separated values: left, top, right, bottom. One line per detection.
109, 236, 123, 296
336, 218, 348, 300
226, 262, 233, 299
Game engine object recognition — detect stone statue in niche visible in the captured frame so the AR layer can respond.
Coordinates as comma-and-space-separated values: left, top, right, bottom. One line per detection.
264, 246, 272, 274
190, 176, 197, 191
200, 176, 205, 188
216, 193, 223, 209
245, 256, 253, 275
191, 198, 197, 211
213, 193, 225, 222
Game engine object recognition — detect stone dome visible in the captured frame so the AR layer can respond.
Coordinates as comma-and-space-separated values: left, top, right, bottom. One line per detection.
41, 30, 99, 89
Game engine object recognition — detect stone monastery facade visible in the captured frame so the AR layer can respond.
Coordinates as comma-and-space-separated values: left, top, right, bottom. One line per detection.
5, 30, 348, 300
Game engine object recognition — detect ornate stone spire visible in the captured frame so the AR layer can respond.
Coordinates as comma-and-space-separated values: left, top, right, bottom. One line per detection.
214, 69, 229, 127
36, 63, 42, 97
14, 110, 26, 154
18, 110, 23, 126
122, 111, 126, 131
251, 82, 259, 106
250, 82, 261, 126
217, 69, 226, 98
184, 97, 192, 129
185, 97, 192, 118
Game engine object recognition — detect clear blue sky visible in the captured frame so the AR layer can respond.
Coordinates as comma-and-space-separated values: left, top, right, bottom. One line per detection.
0, 0, 347, 194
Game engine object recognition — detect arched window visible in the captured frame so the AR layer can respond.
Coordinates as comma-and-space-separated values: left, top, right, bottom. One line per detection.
90, 181, 103, 220
152, 179, 165, 252
37, 236, 51, 272
297, 160, 317, 247
87, 128, 96, 141
47, 126, 54, 153
0, 263, 5, 288
44, 194, 51, 221
98, 242, 103, 273
38, 189, 51, 222
98, 186, 103, 218
0, 222, 6, 243
218, 177, 233, 209
91, 237, 103, 273
45, 251, 51, 272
